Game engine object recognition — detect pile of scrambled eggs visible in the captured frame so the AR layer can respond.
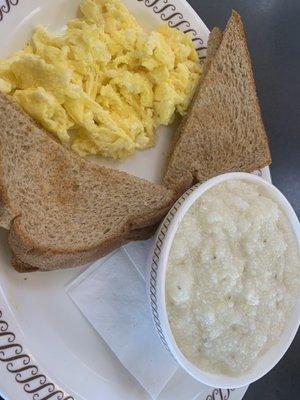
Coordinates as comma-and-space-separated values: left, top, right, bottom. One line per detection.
0, 0, 201, 158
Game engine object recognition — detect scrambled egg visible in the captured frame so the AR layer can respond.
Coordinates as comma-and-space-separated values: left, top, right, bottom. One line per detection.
0, 0, 201, 158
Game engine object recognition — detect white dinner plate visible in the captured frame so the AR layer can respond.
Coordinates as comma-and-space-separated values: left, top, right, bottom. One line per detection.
0, 1, 268, 399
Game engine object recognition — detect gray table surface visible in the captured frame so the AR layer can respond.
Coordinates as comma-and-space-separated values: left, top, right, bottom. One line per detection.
0, 1, 299, 400
187, 0, 299, 399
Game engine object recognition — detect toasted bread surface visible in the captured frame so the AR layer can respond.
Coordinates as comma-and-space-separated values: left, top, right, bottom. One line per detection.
0, 93, 175, 271
164, 11, 271, 193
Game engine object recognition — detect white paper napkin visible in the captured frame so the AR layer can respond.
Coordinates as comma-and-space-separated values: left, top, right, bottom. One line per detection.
66, 239, 249, 400
66, 238, 213, 399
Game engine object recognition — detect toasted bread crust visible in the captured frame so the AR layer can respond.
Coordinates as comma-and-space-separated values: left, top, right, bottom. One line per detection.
11, 222, 158, 272
8, 206, 168, 272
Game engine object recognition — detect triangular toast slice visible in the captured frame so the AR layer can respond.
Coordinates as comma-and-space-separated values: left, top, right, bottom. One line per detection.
0, 93, 174, 272
164, 11, 271, 194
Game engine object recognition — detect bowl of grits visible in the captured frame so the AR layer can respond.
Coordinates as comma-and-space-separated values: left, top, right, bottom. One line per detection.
147, 172, 300, 388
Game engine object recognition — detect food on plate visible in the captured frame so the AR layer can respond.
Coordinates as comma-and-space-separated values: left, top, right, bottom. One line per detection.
0, 0, 201, 159
164, 11, 271, 195
166, 180, 300, 375
0, 93, 175, 272
0, 7, 274, 274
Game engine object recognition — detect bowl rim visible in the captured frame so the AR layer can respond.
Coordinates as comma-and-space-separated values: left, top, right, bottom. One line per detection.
149, 172, 300, 388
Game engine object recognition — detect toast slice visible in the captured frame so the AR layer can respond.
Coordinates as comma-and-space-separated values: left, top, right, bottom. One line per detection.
0, 93, 175, 272
164, 11, 271, 194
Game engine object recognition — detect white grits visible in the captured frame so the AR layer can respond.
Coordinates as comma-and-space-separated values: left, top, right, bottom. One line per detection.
166, 180, 300, 375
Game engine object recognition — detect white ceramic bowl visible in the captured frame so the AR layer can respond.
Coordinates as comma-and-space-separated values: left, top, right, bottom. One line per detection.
147, 172, 300, 389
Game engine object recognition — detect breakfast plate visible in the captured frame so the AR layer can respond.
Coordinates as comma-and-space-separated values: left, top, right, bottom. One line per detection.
0, 1, 271, 399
